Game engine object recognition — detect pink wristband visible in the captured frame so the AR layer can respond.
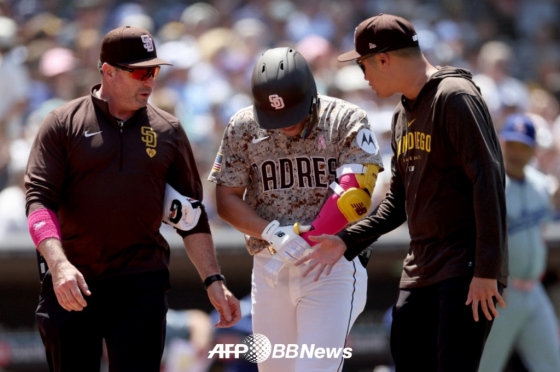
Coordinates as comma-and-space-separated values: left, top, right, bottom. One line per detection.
28, 208, 61, 248
301, 173, 360, 246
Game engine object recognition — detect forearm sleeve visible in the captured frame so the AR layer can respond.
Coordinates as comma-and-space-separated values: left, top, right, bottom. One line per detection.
300, 173, 361, 245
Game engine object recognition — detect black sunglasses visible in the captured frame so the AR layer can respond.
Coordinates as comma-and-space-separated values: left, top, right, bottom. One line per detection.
356, 53, 376, 73
112, 64, 161, 81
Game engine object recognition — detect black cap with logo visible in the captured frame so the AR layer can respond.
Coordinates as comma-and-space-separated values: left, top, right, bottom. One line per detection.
100, 26, 171, 67
338, 14, 419, 62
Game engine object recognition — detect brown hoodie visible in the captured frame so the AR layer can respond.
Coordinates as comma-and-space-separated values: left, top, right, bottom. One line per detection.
338, 67, 508, 288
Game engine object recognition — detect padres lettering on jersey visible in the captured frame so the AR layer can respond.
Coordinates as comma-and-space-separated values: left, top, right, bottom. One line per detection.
254, 156, 337, 192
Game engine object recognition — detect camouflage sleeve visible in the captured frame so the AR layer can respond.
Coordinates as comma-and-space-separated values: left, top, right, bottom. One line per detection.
337, 108, 384, 170
207, 116, 250, 188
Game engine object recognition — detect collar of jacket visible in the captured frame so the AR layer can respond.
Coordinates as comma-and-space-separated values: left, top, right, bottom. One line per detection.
90, 84, 147, 129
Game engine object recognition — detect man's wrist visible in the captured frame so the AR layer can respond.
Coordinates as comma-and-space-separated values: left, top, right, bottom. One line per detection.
261, 220, 280, 241
203, 274, 226, 290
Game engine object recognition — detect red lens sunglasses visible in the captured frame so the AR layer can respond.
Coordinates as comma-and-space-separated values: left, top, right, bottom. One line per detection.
112, 64, 160, 81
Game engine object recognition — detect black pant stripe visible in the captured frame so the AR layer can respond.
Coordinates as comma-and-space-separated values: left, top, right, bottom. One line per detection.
337, 259, 357, 372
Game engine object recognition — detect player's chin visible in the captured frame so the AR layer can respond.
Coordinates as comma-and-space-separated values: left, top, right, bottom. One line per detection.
280, 126, 300, 136
132, 98, 148, 109
375, 90, 393, 99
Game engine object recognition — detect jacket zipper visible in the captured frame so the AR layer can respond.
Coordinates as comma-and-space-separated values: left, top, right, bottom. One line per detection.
117, 119, 124, 171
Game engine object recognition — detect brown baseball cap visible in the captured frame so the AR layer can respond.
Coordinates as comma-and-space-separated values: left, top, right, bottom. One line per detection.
100, 25, 171, 67
338, 14, 419, 62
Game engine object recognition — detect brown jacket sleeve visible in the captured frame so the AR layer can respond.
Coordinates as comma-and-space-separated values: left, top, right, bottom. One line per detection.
25, 111, 67, 215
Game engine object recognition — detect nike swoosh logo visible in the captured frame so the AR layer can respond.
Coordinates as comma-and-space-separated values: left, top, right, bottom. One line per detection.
407, 119, 416, 127
252, 136, 269, 144
84, 130, 102, 137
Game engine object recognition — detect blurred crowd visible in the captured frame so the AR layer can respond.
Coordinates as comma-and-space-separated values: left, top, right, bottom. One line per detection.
1, 0, 560, 239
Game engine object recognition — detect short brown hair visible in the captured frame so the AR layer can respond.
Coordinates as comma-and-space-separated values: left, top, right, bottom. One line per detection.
388, 46, 422, 59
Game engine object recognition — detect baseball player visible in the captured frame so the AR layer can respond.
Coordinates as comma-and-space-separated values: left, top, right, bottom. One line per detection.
208, 47, 383, 372
479, 114, 560, 372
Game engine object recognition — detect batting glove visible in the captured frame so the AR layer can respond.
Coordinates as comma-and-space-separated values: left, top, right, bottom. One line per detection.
263, 254, 286, 288
162, 183, 202, 231
261, 221, 311, 265
261, 221, 311, 288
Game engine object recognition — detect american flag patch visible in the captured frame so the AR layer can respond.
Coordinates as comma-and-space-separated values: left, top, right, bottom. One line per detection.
212, 153, 223, 172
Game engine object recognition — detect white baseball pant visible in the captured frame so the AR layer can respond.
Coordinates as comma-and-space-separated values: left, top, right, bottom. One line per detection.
251, 248, 367, 372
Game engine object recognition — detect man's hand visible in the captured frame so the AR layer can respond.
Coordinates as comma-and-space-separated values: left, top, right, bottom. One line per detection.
182, 233, 240, 327
261, 221, 311, 287
261, 221, 311, 263
295, 234, 347, 281
465, 277, 506, 322
50, 260, 91, 312
206, 282, 241, 328
38, 238, 91, 312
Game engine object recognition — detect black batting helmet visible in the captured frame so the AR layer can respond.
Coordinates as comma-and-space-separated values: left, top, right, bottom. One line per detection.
251, 47, 317, 129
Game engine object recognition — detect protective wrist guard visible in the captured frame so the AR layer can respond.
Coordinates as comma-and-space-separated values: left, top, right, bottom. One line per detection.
261, 220, 311, 264
162, 184, 202, 231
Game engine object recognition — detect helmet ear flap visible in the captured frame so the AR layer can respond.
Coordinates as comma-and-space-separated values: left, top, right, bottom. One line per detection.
300, 96, 319, 139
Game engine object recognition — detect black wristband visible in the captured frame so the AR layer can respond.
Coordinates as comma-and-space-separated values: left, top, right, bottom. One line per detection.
203, 274, 226, 290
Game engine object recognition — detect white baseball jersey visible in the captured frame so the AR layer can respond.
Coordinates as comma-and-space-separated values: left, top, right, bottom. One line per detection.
208, 94, 383, 255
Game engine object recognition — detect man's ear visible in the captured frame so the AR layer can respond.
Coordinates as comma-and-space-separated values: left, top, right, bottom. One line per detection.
376, 52, 390, 69
101, 63, 116, 78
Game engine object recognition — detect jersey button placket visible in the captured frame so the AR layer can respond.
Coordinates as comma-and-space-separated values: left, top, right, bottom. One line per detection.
117, 120, 124, 171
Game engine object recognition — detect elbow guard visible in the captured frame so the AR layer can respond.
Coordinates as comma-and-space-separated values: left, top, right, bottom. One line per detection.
336, 163, 379, 194
331, 164, 380, 222
163, 184, 202, 231
331, 184, 371, 222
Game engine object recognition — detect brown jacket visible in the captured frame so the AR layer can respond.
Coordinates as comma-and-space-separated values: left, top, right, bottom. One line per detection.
339, 67, 508, 288
25, 85, 210, 279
